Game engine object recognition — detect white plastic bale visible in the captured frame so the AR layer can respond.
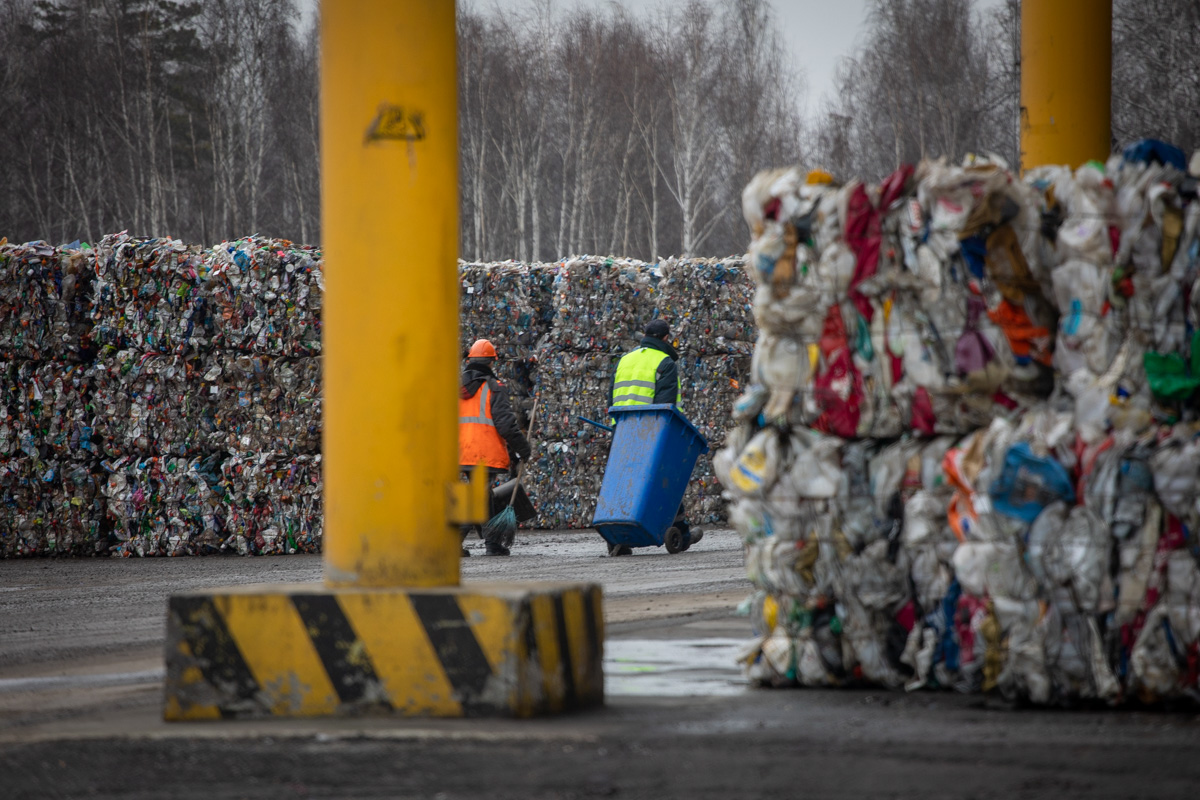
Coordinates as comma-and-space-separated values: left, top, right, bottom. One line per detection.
1151, 437, 1200, 524
720, 145, 1200, 705
1165, 551, 1200, 646
1129, 604, 1183, 701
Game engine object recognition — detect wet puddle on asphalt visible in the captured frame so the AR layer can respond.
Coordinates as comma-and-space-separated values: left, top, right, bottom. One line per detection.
0, 641, 752, 699
604, 638, 750, 696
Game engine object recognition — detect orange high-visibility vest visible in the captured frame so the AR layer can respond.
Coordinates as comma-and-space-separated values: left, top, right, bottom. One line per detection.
458, 382, 510, 469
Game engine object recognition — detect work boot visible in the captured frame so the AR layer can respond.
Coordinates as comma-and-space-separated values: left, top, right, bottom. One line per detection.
485, 542, 510, 556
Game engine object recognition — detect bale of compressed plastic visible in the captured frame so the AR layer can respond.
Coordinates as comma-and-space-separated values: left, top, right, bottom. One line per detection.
724, 145, 1200, 706
2, 242, 759, 554
0, 241, 96, 362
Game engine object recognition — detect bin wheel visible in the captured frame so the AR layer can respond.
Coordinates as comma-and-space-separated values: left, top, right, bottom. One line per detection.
664, 526, 685, 554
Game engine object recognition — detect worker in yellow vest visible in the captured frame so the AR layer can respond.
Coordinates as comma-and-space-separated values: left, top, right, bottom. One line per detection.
459, 339, 531, 556
605, 319, 702, 556
610, 319, 681, 409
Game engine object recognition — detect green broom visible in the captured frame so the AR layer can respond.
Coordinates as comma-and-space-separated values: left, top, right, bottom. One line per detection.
481, 396, 538, 548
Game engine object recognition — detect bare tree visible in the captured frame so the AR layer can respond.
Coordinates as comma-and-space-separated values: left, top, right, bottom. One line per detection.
815, 0, 1015, 180
1113, 0, 1200, 154
3, 0, 806, 257
651, 2, 727, 256
459, 9, 499, 261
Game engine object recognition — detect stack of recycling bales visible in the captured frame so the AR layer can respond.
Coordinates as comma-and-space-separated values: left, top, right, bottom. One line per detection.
0, 241, 96, 361
458, 262, 557, 399
523, 256, 751, 528
654, 258, 755, 523
528, 257, 659, 529
0, 233, 325, 557
0, 239, 757, 555
719, 141, 1200, 705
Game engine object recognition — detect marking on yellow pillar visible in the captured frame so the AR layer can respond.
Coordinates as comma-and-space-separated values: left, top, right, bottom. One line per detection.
337, 593, 459, 715
217, 594, 339, 716
365, 104, 426, 143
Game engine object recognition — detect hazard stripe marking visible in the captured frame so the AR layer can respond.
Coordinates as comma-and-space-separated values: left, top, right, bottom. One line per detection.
552, 594, 578, 709
337, 593, 460, 715
164, 585, 604, 719
529, 594, 562, 711
584, 587, 605, 700
521, 597, 540, 715
523, 597, 539, 664
170, 596, 260, 718
218, 593, 338, 716
291, 594, 392, 708
164, 637, 221, 721
559, 590, 591, 697
410, 594, 494, 714
583, 588, 602, 665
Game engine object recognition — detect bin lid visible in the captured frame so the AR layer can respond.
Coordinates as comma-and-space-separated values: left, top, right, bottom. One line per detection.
607, 404, 708, 452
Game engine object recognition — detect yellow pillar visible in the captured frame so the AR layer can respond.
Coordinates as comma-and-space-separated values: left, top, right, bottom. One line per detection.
1020, 0, 1112, 171
321, 0, 460, 588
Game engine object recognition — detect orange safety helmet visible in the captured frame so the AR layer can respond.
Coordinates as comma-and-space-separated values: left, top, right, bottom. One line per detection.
467, 339, 498, 359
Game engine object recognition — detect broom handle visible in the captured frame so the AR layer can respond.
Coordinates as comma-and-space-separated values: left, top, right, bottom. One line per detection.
507, 396, 538, 509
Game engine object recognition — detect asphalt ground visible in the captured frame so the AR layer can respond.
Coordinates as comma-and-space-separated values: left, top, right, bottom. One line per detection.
2, 529, 1199, 799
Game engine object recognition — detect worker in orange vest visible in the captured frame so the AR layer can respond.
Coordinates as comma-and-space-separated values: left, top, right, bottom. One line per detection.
459, 339, 531, 556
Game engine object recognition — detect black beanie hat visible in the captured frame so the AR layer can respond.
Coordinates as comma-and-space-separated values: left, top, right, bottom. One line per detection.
645, 319, 670, 339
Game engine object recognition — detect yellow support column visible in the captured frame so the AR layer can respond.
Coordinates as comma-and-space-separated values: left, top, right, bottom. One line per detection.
321, 0, 460, 588
1020, 0, 1112, 171
162, 0, 603, 721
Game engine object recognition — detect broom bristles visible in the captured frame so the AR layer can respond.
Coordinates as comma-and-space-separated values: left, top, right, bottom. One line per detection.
481, 505, 517, 542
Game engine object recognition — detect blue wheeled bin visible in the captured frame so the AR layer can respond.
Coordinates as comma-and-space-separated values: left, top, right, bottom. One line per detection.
592, 404, 709, 554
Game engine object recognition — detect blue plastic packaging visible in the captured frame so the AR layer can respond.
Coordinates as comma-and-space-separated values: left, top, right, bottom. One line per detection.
989, 442, 1075, 523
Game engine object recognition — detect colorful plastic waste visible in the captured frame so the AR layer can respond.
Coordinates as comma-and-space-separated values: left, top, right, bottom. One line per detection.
723, 147, 1200, 706
0, 241, 753, 553
0, 233, 324, 557
527, 256, 751, 527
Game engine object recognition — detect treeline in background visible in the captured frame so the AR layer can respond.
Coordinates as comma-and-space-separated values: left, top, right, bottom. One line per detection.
1, 0, 1196, 258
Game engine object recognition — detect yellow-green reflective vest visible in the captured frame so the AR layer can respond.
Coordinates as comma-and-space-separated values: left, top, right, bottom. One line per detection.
612, 347, 681, 409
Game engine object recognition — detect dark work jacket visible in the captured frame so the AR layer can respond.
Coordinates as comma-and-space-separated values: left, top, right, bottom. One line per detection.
608, 335, 681, 407
460, 360, 531, 462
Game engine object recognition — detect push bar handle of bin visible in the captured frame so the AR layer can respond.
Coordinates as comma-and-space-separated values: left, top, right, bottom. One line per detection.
577, 416, 615, 433
606, 404, 709, 453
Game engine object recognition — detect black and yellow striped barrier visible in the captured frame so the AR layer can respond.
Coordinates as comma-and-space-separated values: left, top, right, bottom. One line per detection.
164, 582, 604, 719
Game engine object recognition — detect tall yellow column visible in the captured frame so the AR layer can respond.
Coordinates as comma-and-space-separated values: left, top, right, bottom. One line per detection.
162, 1, 604, 720
1020, 0, 1112, 171
322, 0, 460, 588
